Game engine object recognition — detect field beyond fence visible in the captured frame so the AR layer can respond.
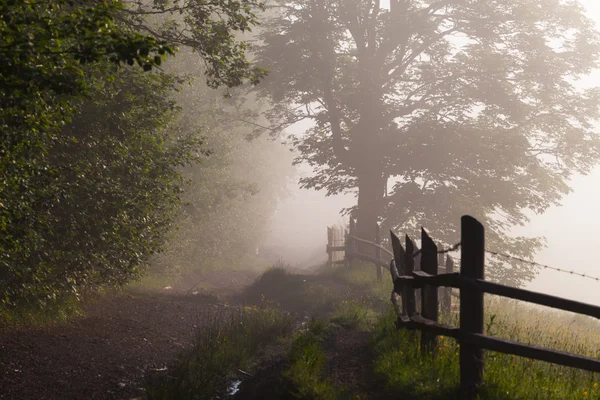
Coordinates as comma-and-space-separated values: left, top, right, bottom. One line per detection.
326, 215, 600, 399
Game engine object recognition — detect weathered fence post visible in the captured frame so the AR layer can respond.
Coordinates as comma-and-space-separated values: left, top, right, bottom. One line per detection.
441, 256, 454, 315
404, 235, 417, 317
327, 226, 333, 267
390, 232, 405, 319
421, 228, 438, 355
346, 218, 355, 267
460, 216, 485, 399
437, 250, 445, 316
375, 224, 382, 281
412, 241, 422, 313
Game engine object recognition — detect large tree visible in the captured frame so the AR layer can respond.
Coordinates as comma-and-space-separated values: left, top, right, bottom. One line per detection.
253, 0, 600, 286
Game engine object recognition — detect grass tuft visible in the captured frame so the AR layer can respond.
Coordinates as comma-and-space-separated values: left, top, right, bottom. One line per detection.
283, 319, 351, 400
330, 300, 377, 331
145, 305, 294, 400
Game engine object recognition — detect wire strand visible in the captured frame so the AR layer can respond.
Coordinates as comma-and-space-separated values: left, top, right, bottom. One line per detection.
412, 242, 461, 258
485, 249, 600, 282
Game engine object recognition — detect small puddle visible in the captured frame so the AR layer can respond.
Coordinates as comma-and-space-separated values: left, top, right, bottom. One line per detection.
228, 379, 242, 396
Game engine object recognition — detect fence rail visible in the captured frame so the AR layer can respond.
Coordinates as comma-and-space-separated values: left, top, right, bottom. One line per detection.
389, 215, 600, 398
326, 218, 393, 281
326, 218, 456, 305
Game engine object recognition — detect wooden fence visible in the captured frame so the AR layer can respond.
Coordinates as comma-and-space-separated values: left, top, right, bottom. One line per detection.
389, 215, 600, 398
326, 218, 456, 310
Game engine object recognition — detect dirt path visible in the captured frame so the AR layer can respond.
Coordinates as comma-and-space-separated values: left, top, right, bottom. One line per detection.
0, 269, 260, 400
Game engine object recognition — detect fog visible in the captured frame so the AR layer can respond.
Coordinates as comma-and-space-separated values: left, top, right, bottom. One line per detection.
262, 0, 600, 306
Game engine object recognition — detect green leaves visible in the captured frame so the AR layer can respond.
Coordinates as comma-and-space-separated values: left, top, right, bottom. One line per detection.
0, 65, 202, 308
120, 0, 268, 88
254, 0, 600, 286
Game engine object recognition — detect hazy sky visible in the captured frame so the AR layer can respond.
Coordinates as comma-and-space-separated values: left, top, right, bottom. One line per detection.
266, 0, 600, 306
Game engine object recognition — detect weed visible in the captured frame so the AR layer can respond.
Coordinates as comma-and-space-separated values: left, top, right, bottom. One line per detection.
145, 306, 294, 400
330, 300, 376, 331
284, 319, 351, 400
370, 301, 600, 400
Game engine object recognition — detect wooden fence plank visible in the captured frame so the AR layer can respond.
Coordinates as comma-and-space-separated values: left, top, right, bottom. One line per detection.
390, 232, 406, 316
467, 333, 600, 374
393, 272, 460, 291
405, 235, 417, 317
376, 224, 382, 281
327, 227, 333, 267
460, 216, 485, 399
421, 228, 439, 354
399, 314, 600, 374
437, 250, 445, 316
389, 214, 600, 394
463, 278, 600, 320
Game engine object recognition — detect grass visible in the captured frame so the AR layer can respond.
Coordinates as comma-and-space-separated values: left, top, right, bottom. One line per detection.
283, 319, 353, 400
282, 263, 600, 399
370, 298, 600, 400
330, 300, 378, 331
145, 305, 294, 400
0, 292, 90, 329
238, 266, 343, 317
141, 262, 600, 400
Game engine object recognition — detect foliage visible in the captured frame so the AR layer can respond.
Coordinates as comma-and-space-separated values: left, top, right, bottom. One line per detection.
120, 0, 268, 89
283, 319, 349, 400
253, 0, 600, 286
0, 0, 274, 308
0, 64, 200, 307
0, 0, 173, 135
145, 306, 294, 400
370, 301, 600, 399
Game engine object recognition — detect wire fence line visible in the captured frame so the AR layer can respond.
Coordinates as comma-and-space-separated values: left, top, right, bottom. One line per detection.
408, 241, 600, 283
329, 221, 600, 283
485, 250, 600, 282
411, 241, 462, 258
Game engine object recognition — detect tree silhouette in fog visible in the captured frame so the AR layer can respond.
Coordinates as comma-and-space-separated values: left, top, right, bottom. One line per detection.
253, 0, 600, 286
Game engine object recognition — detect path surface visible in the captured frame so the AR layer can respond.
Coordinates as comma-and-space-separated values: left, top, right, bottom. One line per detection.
0, 269, 259, 400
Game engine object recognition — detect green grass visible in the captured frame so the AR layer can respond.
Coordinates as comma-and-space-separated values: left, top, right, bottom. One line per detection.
238, 266, 343, 316
283, 319, 353, 400
330, 300, 377, 331
0, 292, 89, 329
317, 262, 393, 309
145, 305, 294, 400
370, 300, 600, 400
315, 263, 600, 399
141, 263, 600, 400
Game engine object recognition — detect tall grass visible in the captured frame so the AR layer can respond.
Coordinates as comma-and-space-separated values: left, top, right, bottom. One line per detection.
371, 297, 600, 400
145, 306, 294, 400
238, 267, 341, 316
283, 319, 352, 400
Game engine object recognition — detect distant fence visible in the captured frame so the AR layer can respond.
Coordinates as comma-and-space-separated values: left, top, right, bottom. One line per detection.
389, 215, 600, 399
326, 219, 457, 310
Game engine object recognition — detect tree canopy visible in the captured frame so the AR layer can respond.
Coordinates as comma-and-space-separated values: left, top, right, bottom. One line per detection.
254, 0, 600, 286
0, 0, 272, 309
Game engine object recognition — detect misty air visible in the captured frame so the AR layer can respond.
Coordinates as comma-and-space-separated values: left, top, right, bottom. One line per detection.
3, 0, 600, 399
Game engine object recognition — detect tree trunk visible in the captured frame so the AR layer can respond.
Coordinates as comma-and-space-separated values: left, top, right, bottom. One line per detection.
355, 168, 384, 257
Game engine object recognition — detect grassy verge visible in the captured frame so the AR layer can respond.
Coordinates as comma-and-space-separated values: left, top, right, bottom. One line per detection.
145, 305, 294, 400
370, 299, 600, 400
283, 319, 354, 400
144, 263, 600, 400
0, 291, 95, 329
238, 266, 343, 317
